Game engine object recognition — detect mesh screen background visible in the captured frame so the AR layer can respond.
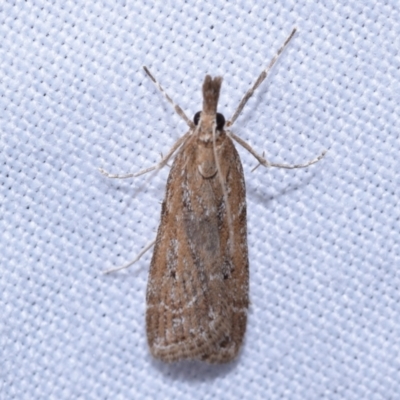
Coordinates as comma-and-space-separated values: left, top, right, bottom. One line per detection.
2, 1, 399, 399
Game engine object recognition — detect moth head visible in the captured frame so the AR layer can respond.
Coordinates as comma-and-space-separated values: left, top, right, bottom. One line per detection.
193, 111, 225, 131
194, 75, 225, 141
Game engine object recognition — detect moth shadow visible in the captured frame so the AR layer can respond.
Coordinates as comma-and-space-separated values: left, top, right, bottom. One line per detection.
247, 169, 320, 205
149, 356, 241, 381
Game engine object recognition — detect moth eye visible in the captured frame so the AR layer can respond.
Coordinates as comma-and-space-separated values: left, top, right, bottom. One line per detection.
216, 113, 225, 131
193, 111, 201, 125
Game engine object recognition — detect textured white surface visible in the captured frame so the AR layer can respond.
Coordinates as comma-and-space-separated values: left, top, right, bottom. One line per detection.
1, 1, 399, 399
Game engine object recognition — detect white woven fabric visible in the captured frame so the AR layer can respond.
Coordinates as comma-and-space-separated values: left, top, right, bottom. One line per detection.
2, 1, 399, 399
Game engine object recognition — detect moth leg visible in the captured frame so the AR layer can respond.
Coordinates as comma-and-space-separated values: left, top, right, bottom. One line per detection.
143, 66, 195, 129
227, 28, 296, 128
99, 132, 190, 179
230, 132, 327, 169
159, 153, 172, 168
103, 238, 156, 274
251, 151, 265, 172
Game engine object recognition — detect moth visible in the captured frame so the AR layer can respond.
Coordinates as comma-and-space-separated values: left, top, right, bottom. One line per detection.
100, 28, 325, 363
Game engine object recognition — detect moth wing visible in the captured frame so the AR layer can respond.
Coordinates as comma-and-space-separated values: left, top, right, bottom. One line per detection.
202, 135, 249, 363
146, 135, 248, 363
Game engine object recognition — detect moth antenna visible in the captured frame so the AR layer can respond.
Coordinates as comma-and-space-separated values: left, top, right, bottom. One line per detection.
227, 28, 297, 127
212, 125, 235, 254
143, 66, 194, 129
203, 75, 235, 251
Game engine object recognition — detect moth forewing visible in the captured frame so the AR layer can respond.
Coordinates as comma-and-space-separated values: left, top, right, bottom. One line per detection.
146, 76, 249, 363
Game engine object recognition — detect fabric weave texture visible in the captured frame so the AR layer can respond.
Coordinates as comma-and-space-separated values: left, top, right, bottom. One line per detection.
1, 1, 399, 399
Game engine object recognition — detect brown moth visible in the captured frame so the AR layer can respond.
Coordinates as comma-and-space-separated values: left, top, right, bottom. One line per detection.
100, 28, 326, 363
146, 75, 248, 363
